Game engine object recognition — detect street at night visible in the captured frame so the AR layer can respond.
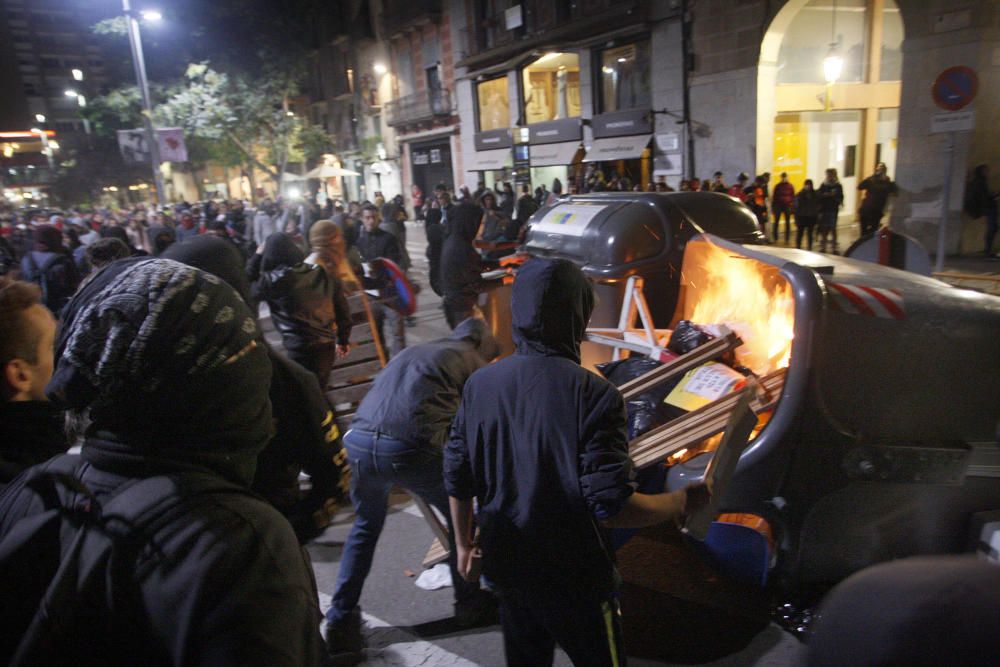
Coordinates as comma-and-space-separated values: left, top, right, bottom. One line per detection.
2, 1, 1000, 665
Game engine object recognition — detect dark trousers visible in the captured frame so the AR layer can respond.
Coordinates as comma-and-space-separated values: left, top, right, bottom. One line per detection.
772, 207, 793, 243
287, 344, 338, 392
984, 209, 998, 254
796, 216, 817, 250
859, 209, 883, 236
443, 296, 477, 330
498, 590, 626, 667
328, 430, 480, 624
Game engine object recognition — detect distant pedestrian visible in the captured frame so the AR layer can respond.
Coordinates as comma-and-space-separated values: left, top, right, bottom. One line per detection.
728, 173, 749, 202
772, 172, 796, 244
356, 204, 406, 358
964, 164, 999, 256
795, 179, 820, 251
857, 162, 897, 237
19, 225, 79, 315
818, 168, 844, 254
424, 198, 446, 296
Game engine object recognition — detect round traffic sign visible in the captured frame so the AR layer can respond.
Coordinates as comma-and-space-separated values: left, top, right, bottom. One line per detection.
932, 66, 978, 111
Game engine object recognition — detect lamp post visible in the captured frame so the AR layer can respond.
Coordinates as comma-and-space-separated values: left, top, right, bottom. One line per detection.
30, 127, 55, 172
122, 0, 165, 204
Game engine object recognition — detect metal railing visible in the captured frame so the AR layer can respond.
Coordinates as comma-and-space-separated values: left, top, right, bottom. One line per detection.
384, 88, 452, 127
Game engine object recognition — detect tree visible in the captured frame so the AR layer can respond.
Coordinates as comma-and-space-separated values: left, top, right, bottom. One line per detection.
157, 62, 306, 192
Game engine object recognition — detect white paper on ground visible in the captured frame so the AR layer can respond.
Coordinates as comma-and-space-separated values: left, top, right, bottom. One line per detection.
414, 562, 453, 590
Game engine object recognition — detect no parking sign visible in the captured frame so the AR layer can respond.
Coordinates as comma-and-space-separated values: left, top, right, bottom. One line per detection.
932, 66, 978, 111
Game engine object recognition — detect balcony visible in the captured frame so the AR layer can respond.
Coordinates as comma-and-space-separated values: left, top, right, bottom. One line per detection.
385, 88, 452, 128
383, 0, 441, 39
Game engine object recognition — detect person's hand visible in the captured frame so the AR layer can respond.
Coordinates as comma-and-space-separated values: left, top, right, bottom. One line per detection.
256, 242, 265, 255
455, 541, 482, 582
336, 343, 351, 360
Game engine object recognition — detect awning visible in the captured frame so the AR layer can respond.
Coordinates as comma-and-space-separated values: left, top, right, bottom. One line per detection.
583, 134, 652, 162
470, 148, 512, 171
529, 141, 581, 167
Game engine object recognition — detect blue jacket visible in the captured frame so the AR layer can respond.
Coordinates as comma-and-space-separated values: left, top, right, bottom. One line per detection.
444, 258, 636, 597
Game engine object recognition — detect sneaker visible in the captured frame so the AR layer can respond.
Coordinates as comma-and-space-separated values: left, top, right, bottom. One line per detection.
454, 590, 499, 628
325, 609, 365, 655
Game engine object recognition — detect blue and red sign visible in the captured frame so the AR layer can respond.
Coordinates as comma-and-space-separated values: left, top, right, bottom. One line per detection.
932, 66, 978, 111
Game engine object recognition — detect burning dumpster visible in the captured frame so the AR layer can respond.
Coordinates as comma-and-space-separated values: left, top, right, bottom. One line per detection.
511, 195, 1000, 589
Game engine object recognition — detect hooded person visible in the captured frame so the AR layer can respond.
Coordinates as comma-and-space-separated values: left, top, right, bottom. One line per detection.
306, 219, 362, 292
20, 224, 79, 314
0, 257, 327, 664
439, 202, 485, 329
247, 232, 351, 386
325, 317, 501, 654
163, 235, 349, 542
444, 257, 708, 667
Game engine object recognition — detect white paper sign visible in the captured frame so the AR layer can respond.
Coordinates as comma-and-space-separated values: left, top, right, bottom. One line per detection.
531, 203, 606, 237
931, 110, 975, 134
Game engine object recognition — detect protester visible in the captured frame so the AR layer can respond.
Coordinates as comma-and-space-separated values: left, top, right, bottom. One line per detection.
252, 199, 278, 246
307, 219, 361, 292
424, 197, 446, 296
795, 179, 820, 251
164, 236, 349, 543
0, 280, 65, 487
19, 224, 79, 314
440, 203, 485, 329
356, 204, 406, 358
325, 317, 500, 654
248, 232, 351, 387
85, 237, 132, 274
445, 257, 708, 667
0, 258, 327, 664
728, 172, 750, 202
477, 190, 509, 242
857, 162, 898, 237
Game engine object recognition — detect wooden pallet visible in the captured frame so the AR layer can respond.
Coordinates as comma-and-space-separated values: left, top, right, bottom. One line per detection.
325, 292, 386, 433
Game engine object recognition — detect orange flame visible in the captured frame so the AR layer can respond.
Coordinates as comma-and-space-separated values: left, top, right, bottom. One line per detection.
683, 241, 794, 376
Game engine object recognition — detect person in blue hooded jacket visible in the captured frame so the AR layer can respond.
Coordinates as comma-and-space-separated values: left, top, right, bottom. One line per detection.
445, 257, 708, 667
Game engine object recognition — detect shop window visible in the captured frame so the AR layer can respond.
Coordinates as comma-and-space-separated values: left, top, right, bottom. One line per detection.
880, 4, 903, 81
776, 0, 866, 84
476, 76, 509, 131
521, 52, 581, 124
598, 41, 651, 113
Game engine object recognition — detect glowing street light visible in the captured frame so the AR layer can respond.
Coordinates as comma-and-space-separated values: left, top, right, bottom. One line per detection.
141, 10, 162, 22
373, 63, 387, 75
823, 48, 843, 85
34, 114, 46, 123
71, 68, 84, 81
65, 89, 78, 98
122, 0, 166, 203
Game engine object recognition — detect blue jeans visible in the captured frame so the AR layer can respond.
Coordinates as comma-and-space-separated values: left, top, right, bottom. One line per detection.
327, 429, 479, 624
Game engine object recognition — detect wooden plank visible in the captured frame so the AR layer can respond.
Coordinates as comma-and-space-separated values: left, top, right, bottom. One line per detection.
422, 538, 449, 568
326, 380, 374, 406
327, 359, 382, 386
586, 332, 660, 356
618, 328, 741, 400
346, 322, 374, 344
628, 369, 785, 469
347, 342, 379, 362
409, 493, 450, 545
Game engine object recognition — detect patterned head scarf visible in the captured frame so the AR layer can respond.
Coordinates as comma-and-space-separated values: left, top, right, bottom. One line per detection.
48, 258, 272, 485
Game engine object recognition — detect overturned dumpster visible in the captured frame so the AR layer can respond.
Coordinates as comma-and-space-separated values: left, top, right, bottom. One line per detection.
510, 194, 1000, 590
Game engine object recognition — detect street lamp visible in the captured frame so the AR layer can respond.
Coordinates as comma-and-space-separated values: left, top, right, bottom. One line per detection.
30, 127, 55, 172
35, 114, 46, 123
71, 68, 84, 81
822, 0, 842, 112
122, 0, 166, 204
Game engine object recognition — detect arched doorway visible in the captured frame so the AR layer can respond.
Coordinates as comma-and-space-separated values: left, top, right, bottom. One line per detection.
758, 0, 903, 215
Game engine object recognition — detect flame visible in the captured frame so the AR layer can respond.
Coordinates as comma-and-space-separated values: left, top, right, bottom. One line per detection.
684, 241, 795, 376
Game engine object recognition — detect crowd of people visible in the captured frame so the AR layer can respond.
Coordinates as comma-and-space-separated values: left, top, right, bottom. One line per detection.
1, 164, 996, 664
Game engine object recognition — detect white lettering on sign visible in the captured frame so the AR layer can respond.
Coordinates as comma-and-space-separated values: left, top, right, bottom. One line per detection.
606, 121, 635, 128
930, 110, 975, 134
482, 137, 500, 143
430, 149, 442, 163
531, 203, 606, 237
536, 130, 559, 136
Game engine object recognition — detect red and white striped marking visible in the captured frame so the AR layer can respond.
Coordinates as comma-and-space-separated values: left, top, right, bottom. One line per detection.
828, 283, 906, 320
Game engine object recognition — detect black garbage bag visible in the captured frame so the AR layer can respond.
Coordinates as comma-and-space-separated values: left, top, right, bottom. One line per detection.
598, 357, 684, 439
667, 320, 714, 355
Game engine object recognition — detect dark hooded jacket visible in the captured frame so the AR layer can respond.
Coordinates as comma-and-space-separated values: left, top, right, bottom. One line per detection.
163, 236, 348, 542
443, 258, 636, 598
20, 225, 79, 313
0, 258, 327, 664
0, 401, 67, 487
439, 203, 484, 310
350, 318, 500, 449
249, 233, 351, 351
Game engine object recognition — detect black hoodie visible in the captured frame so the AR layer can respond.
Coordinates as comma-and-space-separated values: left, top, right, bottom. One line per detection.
439, 203, 484, 308
444, 258, 636, 598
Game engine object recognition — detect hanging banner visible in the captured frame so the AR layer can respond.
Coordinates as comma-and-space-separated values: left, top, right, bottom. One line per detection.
116, 129, 149, 165
117, 128, 189, 164
157, 127, 188, 162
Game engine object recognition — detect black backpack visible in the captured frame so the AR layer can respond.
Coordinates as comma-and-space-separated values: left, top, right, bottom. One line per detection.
0, 455, 248, 665
25, 252, 78, 313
